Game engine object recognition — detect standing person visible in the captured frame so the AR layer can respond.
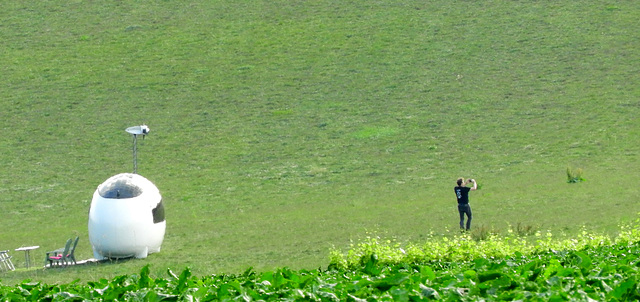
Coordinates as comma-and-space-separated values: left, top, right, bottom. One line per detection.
454, 177, 477, 231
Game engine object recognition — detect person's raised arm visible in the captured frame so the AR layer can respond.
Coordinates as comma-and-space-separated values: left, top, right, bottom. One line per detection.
469, 179, 478, 191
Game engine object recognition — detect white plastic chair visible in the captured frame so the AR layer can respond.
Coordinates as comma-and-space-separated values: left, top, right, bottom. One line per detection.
0, 250, 16, 271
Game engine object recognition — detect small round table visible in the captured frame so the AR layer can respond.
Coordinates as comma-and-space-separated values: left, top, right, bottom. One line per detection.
15, 246, 40, 269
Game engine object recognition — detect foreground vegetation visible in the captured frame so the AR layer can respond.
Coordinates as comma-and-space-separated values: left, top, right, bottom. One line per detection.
3, 223, 640, 301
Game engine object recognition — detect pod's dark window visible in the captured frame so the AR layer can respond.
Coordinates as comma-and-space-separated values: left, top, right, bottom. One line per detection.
98, 177, 143, 199
152, 200, 165, 224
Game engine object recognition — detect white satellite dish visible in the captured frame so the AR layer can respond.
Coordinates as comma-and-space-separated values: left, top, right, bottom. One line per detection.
126, 125, 150, 174
126, 125, 150, 135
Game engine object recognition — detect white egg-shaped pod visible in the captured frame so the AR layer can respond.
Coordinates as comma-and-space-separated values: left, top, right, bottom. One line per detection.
88, 173, 166, 259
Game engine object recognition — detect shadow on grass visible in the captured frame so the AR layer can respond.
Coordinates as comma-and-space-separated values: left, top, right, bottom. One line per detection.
44, 257, 139, 269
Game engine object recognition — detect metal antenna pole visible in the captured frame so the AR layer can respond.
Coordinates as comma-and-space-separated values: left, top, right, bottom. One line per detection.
133, 134, 138, 174
125, 125, 149, 174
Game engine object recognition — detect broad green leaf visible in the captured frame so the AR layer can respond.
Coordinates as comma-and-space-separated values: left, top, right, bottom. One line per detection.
420, 266, 436, 282
574, 251, 593, 271
419, 284, 440, 299
347, 293, 368, 302
463, 269, 477, 280
174, 267, 192, 294
316, 290, 338, 301
138, 265, 152, 289
548, 292, 569, 302
389, 287, 409, 302
478, 271, 502, 283
372, 273, 409, 291
167, 269, 178, 280
609, 279, 636, 300
363, 254, 381, 276
473, 258, 490, 269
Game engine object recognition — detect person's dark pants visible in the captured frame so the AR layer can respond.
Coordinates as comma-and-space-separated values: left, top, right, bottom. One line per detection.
458, 203, 472, 230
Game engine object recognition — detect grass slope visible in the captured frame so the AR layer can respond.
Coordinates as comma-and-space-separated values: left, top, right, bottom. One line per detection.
1, 0, 638, 285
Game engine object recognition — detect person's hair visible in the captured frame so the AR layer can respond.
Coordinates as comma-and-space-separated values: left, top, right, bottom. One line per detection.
457, 177, 464, 186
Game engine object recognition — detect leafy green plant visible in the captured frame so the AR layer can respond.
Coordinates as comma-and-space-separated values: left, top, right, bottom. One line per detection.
5, 241, 640, 301
470, 224, 499, 241
329, 221, 640, 271
567, 167, 586, 183
514, 222, 538, 237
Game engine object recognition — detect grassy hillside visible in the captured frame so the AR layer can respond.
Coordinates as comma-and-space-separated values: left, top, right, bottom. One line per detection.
1, 0, 638, 285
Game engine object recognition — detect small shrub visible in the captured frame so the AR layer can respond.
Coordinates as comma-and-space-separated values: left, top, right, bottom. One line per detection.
471, 225, 498, 241
328, 221, 640, 270
514, 222, 538, 236
566, 167, 585, 183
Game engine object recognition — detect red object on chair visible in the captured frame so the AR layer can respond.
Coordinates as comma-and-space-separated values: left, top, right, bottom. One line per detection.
45, 239, 72, 267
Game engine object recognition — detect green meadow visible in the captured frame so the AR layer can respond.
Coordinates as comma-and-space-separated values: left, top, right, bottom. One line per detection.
1, 0, 638, 286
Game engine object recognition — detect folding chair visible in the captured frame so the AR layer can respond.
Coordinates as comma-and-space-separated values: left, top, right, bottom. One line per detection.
0, 250, 16, 271
45, 239, 72, 267
66, 236, 80, 265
